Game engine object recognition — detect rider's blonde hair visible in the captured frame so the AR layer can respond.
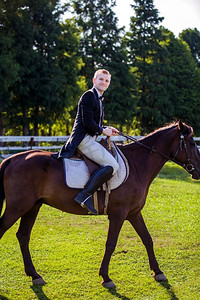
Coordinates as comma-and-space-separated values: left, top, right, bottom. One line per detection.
94, 69, 111, 80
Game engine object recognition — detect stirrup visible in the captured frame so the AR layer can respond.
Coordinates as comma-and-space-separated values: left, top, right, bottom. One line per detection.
80, 195, 92, 207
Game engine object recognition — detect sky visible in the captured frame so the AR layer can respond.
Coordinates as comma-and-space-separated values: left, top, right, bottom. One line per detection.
115, 0, 200, 36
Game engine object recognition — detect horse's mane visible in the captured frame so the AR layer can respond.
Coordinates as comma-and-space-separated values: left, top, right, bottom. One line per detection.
139, 121, 193, 142
141, 122, 178, 140
122, 121, 193, 150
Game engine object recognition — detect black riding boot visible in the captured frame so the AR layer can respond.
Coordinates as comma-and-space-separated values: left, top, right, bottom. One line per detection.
74, 165, 114, 215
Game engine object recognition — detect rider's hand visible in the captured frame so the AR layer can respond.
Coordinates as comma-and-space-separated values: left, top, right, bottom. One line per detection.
103, 127, 113, 136
109, 126, 119, 136
103, 127, 119, 136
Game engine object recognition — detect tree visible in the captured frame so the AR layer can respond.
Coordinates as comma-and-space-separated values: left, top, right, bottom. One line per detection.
0, 1, 20, 135
126, 0, 175, 133
70, 0, 138, 128
180, 28, 200, 67
71, 0, 120, 81
1, 0, 72, 135
55, 18, 85, 135
164, 30, 200, 133
0, 36, 19, 135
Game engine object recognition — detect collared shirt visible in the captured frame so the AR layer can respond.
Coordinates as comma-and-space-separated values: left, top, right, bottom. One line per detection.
94, 87, 103, 127
94, 87, 101, 98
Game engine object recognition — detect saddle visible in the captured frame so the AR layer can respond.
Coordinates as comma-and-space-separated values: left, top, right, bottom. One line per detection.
63, 138, 129, 214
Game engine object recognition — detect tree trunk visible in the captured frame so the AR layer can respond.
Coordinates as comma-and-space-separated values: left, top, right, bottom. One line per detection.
34, 106, 39, 146
0, 112, 4, 147
22, 109, 29, 147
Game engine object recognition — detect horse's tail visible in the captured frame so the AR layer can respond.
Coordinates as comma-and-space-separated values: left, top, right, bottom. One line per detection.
0, 158, 10, 216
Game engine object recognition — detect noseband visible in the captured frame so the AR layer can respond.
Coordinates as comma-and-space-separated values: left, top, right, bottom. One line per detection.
119, 132, 196, 174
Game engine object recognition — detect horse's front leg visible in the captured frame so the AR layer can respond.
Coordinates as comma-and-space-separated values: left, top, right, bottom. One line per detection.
16, 202, 46, 285
99, 212, 126, 289
127, 212, 167, 281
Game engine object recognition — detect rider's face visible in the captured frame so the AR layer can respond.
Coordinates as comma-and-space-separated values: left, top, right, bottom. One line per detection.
93, 73, 111, 95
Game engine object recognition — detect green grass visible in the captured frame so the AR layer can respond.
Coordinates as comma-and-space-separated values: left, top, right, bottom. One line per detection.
0, 162, 200, 299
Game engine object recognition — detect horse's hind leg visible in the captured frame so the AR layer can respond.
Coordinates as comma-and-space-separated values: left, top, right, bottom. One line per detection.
127, 212, 167, 281
16, 201, 46, 285
0, 207, 23, 239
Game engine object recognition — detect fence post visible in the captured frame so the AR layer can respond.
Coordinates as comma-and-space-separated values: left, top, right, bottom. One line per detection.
30, 137, 34, 150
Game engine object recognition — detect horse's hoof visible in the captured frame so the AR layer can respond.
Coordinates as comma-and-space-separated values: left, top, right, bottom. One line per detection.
32, 277, 46, 285
102, 280, 116, 289
153, 273, 168, 282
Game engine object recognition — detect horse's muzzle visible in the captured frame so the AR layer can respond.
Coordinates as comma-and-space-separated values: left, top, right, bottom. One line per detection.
191, 169, 200, 180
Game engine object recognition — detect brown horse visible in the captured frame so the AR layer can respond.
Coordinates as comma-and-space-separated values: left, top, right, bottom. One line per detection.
0, 120, 200, 288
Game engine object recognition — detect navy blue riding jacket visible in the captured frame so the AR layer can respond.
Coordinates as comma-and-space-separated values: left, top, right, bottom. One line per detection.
60, 87, 104, 158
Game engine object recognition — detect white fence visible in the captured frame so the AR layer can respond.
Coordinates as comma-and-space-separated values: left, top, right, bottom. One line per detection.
0, 135, 130, 158
0, 135, 200, 159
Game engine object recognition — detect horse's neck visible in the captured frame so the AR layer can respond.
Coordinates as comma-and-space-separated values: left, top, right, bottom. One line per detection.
122, 129, 177, 184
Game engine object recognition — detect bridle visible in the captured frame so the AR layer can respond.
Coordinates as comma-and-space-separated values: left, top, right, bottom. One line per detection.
172, 134, 195, 173
118, 132, 196, 174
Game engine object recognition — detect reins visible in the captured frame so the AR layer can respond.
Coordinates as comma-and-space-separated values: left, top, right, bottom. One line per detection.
118, 132, 195, 174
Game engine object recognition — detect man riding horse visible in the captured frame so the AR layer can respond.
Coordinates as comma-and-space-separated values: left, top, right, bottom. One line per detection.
52, 69, 119, 215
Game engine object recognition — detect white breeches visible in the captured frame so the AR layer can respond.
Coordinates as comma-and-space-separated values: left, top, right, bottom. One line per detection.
78, 135, 119, 175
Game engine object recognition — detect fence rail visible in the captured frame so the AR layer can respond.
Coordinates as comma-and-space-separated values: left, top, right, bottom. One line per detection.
0, 135, 200, 159
0, 135, 131, 158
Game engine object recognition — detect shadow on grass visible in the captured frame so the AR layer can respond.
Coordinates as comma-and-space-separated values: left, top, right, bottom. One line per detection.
31, 285, 51, 300
0, 296, 10, 300
106, 280, 180, 300
159, 280, 179, 300
106, 287, 131, 300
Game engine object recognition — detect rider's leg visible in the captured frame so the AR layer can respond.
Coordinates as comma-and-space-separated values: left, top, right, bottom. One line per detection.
75, 135, 119, 215
74, 165, 114, 214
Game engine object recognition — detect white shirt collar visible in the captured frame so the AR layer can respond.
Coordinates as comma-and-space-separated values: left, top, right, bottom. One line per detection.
94, 87, 102, 99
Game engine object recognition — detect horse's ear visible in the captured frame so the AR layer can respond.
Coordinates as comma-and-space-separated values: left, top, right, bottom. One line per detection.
178, 120, 190, 136
178, 120, 184, 131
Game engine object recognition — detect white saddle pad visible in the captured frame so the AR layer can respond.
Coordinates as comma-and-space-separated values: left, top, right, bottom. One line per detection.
63, 144, 129, 190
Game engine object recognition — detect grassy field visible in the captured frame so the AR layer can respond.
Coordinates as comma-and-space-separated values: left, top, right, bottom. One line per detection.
0, 162, 199, 300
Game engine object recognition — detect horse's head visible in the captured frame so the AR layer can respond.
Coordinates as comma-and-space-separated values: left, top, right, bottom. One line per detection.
172, 120, 200, 179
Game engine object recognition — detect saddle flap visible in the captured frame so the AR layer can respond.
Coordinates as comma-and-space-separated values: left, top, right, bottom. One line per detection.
63, 143, 129, 191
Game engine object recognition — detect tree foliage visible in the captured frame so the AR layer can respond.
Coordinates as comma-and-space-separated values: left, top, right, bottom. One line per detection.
1, 0, 200, 136
0, 0, 81, 135
126, 0, 200, 134
71, 0, 138, 128
164, 31, 199, 119
180, 28, 200, 67
126, 0, 169, 133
